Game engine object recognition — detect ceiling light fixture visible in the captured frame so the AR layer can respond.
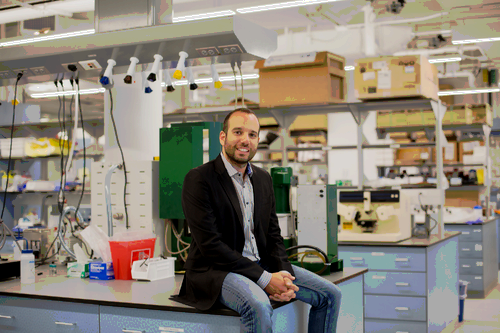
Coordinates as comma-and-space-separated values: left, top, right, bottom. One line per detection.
452, 37, 500, 45
173, 10, 236, 22
0, 29, 95, 47
428, 57, 462, 64
237, 0, 341, 14
344, 66, 355, 71
438, 88, 500, 96
30, 88, 105, 98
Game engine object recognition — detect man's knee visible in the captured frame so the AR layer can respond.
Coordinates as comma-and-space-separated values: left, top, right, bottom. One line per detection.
328, 283, 342, 303
243, 294, 273, 318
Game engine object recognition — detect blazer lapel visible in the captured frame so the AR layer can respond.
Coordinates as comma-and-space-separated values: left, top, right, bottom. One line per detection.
215, 155, 244, 229
250, 164, 262, 232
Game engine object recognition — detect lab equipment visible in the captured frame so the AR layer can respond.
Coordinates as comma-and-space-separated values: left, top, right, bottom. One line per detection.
100, 59, 116, 86
131, 257, 176, 281
20, 249, 35, 284
109, 231, 156, 280
271, 167, 295, 249
296, 185, 343, 274
49, 264, 57, 277
124, 57, 140, 84
338, 189, 412, 242
210, 64, 223, 89
147, 54, 163, 82
173, 51, 188, 80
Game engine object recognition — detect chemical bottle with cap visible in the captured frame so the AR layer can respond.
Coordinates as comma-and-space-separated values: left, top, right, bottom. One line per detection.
20, 249, 35, 284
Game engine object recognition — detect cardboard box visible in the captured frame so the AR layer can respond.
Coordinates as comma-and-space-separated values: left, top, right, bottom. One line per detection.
470, 104, 493, 127
89, 262, 115, 280
377, 111, 408, 128
432, 141, 459, 164
67, 263, 89, 278
256, 51, 346, 107
394, 138, 431, 166
445, 189, 481, 208
270, 152, 296, 161
458, 141, 485, 163
354, 55, 438, 100
290, 115, 328, 131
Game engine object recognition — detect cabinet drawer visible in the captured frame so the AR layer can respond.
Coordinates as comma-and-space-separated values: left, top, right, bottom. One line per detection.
365, 295, 426, 321
364, 272, 426, 297
365, 319, 428, 333
459, 241, 483, 259
0, 296, 99, 333
459, 259, 484, 275
445, 225, 482, 242
459, 274, 484, 292
339, 247, 426, 272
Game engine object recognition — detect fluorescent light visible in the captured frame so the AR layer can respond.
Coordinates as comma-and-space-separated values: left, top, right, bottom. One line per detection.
173, 10, 235, 22
344, 66, 355, 71
452, 37, 500, 45
438, 88, 500, 96
237, 0, 340, 14
0, 29, 95, 47
429, 57, 461, 64
31, 88, 105, 98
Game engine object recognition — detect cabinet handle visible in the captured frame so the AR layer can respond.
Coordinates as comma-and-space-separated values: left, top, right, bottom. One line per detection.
396, 331, 410, 333
395, 258, 409, 262
0, 315, 14, 319
55, 322, 75, 326
462, 248, 470, 251
122, 330, 145, 333
462, 232, 470, 235
396, 282, 409, 287
463, 265, 470, 268
350, 257, 364, 261
372, 275, 386, 280
473, 230, 481, 233
395, 307, 409, 311
371, 252, 385, 256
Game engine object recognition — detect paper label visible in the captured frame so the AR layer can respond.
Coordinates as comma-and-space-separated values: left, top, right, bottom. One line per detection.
444, 143, 455, 160
476, 261, 483, 266
475, 276, 482, 280
378, 70, 392, 90
475, 244, 482, 251
343, 222, 353, 230
373, 61, 387, 70
363, 72, 376, 81
405, 66, 415, 73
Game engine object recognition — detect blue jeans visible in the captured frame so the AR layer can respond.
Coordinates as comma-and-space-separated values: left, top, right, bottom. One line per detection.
218, 263, 342, 333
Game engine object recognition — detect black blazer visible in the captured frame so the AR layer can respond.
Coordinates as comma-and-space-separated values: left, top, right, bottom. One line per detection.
170, 155, 294, 311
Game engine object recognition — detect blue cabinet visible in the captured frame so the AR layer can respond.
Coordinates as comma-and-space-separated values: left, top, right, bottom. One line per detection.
445, 221, 499, 298
0, 296, 99, 333
340, 235, 459, 333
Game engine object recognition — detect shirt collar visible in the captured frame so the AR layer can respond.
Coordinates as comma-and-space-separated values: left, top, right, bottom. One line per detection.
221, 152, 253, 178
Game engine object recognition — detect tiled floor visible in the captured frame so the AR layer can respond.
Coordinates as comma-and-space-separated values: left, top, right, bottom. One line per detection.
447, 271, 500, 333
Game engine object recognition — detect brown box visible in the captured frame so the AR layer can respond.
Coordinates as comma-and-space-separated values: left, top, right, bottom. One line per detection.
376, 110, 408, 127
445, 190, 481, 208
470, 104, 493, 127
354, 55, 438, 100
394, 138, 431, 166
458, 141, 485, 163
255, 52, 346, 107
432, 141, 459, 164
406, 109, 436, 126
290, 115, 328, 131
270, 152, 296, 161
439, 84, 454, 106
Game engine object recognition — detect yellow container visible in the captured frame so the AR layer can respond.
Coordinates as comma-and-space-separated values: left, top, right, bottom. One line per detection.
477, 169, 484, 185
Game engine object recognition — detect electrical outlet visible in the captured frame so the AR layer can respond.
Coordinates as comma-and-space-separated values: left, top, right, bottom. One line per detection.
30, 66, 50, 75
61, 62, 84, 72
78, 59, 102, 70
12, 68, 31, 76
0, 71, 16, 79
218, 44, 243, 54
195, 47, 220, 57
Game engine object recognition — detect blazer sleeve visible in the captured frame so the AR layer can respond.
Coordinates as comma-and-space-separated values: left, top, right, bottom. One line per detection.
182, 169, 265, 282
264, 173, 295, 276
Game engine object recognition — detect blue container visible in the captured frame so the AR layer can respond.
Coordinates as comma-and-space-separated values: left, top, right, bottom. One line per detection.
89, 262, 115, 280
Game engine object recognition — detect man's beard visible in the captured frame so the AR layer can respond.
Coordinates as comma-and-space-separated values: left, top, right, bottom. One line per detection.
225, 143, 256, 164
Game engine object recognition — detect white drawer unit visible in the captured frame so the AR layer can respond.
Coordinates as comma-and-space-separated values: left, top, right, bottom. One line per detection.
339, 234, 460, 333
445, 221, 499, 299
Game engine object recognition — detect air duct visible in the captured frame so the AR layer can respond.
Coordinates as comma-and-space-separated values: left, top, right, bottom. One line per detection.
438, 71, 476, 88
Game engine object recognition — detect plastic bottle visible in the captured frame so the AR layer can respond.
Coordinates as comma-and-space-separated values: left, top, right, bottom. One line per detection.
20, 249, 35, 284
13, 237, 25, 260
49, 264, 57, 277
473, 205, 483, 222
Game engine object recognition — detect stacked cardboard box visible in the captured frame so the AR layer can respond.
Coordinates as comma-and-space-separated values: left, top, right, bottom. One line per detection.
354, 55, 439, 100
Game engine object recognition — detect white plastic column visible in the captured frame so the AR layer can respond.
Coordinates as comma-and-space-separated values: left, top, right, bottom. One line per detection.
103, 68, 163, 162
362, 4, 376, 56
431, 100, 448, 237
484, 124, 492, 218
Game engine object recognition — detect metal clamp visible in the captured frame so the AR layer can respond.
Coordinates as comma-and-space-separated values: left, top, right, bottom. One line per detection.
55, 322, 75, 326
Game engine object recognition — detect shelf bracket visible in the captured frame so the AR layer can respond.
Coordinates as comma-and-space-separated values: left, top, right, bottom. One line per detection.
269, 109, 298, 129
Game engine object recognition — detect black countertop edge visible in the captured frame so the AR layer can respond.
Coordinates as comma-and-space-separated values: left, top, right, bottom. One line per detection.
338, 232, 461, 248
444, 217, 499, 225
330, 268, 368, 285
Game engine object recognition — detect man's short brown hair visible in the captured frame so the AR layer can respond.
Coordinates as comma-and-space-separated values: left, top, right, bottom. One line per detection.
222, 108, 260, 135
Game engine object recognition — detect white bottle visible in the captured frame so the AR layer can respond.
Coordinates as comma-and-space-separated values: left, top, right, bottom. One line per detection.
13, 237, 25, 260
20, 249, 35, 284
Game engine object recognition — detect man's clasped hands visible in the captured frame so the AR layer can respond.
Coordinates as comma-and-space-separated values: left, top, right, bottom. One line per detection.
264, 272, 300, 302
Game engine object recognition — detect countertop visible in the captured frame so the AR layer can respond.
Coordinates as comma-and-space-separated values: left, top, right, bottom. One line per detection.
0, 265, 367, 317
339, 232, 461, 248
444, 217, 499, 225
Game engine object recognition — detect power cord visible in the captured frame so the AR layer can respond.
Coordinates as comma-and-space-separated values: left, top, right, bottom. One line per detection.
108, 90, 129, 229
236, 61, 245, 108
230, 61, 238, 108
0, 72, 24, 254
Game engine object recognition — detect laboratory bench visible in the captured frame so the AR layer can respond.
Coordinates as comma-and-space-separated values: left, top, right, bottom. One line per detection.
339, 232, 460, 333
0, 264, 367, 333
445, 218, 499, 299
